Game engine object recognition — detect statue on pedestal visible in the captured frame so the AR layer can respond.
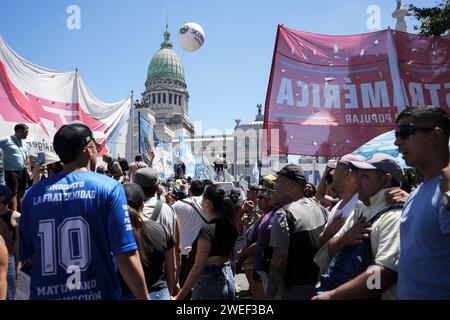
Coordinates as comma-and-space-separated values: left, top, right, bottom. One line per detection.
392, 0, 409, 32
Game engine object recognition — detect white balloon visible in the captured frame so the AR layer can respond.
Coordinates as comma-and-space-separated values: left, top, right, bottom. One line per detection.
178, 22, 205, 52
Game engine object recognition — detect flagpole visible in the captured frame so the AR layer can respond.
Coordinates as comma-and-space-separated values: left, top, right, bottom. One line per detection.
131, 90, 135, 160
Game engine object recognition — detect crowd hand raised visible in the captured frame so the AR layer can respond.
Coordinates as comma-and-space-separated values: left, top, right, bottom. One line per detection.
385, 188, 409, 205
32, 163, 44, 175
341, 217, 372, 246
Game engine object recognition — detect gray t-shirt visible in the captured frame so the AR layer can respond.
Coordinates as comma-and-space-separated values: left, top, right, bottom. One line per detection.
143, 196, 177, 239
270, 208, 290, 248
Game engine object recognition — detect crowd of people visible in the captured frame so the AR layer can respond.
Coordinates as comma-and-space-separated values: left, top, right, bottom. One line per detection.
0, 106, 449, 300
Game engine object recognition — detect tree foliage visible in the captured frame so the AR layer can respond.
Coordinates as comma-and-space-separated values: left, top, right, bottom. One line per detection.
408, 0, 450, 35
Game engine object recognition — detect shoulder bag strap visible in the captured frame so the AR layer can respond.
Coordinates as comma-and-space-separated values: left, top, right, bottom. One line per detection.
180, 199, 208, 223
151, 200, 163, 221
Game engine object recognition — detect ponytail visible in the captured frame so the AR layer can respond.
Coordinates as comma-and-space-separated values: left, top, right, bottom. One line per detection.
203, 185, 237, 233
222, 196, 238, 232
127, 205, 153, 267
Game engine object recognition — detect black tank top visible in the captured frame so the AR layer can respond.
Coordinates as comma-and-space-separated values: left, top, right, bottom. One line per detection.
0, 210, 16, 242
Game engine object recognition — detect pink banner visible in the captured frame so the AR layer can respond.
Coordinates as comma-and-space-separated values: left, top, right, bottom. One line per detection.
394, 31, 450, 110
264, 26, 450, 156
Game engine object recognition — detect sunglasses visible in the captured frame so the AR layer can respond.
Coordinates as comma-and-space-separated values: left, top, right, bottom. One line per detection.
395, 124, 435, 140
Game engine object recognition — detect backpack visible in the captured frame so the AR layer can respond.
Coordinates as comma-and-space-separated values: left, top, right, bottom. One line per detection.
317, 205, 402, 293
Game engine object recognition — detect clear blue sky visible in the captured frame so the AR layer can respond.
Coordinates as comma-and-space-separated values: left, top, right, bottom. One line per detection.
0, 0, 435, 137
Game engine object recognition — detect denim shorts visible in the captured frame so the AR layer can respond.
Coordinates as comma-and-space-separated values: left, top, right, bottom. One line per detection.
149, 287, 171, 300
122, 287, 171, 300
192, 263, 235, 300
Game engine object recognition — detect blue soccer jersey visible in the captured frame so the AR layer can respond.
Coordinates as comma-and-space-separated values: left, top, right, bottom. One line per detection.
20, 171, 137, 300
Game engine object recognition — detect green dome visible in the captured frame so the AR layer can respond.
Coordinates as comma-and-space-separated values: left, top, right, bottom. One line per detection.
147, 27, 185, 83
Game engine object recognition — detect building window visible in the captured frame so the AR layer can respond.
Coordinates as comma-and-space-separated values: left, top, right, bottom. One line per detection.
169, 93, 172, 104
179, 96, 182, 106
163, 93, 166, 104
152, 93, 155, 104
158, 93, 161, 104
174, 95, 177, 105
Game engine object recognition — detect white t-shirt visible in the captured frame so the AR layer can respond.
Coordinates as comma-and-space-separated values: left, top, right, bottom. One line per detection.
326, 193, 359, 226
172, 196, 208, 255
143, 196, 177, 239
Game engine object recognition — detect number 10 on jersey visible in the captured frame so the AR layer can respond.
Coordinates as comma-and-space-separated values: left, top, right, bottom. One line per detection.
38, 217, 92, 276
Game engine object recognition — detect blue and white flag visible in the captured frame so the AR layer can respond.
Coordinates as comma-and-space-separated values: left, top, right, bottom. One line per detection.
139, 112, 153, 162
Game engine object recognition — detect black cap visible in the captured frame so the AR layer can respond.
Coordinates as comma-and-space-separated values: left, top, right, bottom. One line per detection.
53, 123, 94, 159
123, 183, 145, 210
277, 164, 306, 184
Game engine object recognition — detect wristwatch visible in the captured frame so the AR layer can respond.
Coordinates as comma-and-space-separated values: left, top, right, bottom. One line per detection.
442, 191, 450, 210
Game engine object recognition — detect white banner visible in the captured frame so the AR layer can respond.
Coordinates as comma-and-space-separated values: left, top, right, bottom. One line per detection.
0, 37, 131, 164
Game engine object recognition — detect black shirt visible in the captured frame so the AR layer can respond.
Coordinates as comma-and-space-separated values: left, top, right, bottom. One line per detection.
189, 218, 237, 264
121, 219, 175, 296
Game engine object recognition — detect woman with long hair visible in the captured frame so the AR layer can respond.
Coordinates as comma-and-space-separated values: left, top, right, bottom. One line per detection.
121, 183, 176, 300
174, 184, 238, 300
